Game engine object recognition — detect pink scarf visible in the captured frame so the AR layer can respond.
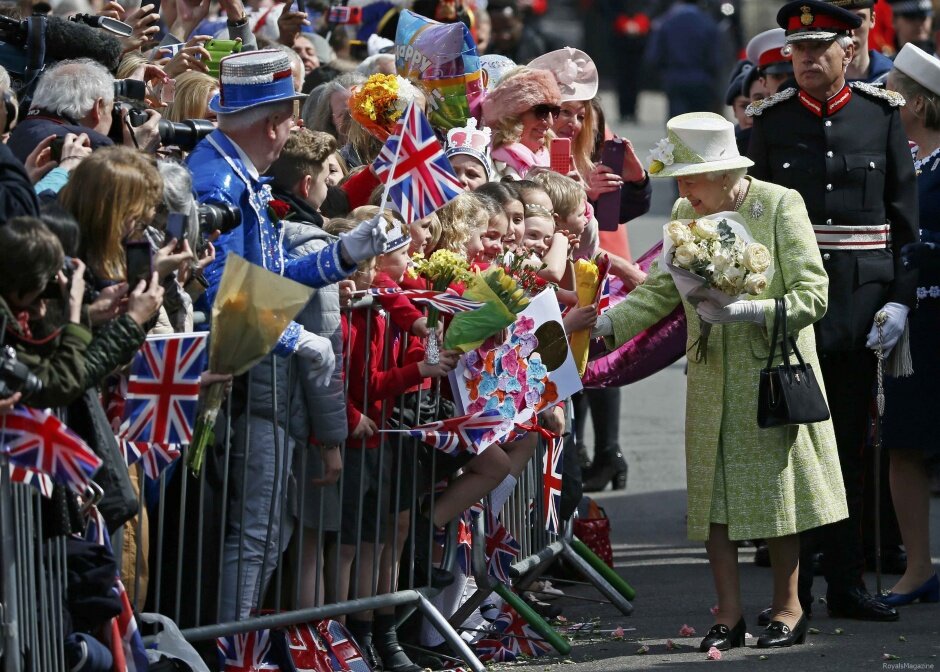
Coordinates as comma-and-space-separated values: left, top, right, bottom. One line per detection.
491, 142, 549, 178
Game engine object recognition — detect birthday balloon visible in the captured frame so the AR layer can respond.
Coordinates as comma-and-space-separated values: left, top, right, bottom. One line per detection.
395, 9, 484, 130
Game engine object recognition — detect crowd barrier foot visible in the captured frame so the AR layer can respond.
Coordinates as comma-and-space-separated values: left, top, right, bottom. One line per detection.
494, 582, 572, 655
566, 537, 635, 612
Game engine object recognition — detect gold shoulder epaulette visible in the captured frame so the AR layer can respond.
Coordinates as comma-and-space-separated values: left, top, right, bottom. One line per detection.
850, 81, 906, 107
746, 87, 797, 117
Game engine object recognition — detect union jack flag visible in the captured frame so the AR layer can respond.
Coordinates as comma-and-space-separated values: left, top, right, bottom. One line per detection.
476, 637, 517, 663
484, 513, 520, 583
372, 101, 464, 223
408, 290, 483, 314
85, 506, 149, 672
456, 511, 473, 575
496, 606, 551, 658
406, 409, 511, 456
1, 407, 101, 492
597, 277, 612, 315
542, 436, 564, 534
217, 630, 282, 671
122, 333, 207, 445
8, 463, 53, 497
140, 443, 181, 479
119, 438, 180, 479
317, 620, 369, 672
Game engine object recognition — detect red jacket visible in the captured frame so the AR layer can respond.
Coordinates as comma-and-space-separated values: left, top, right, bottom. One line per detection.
373, 271, 424, 334
343, 306, 425, 449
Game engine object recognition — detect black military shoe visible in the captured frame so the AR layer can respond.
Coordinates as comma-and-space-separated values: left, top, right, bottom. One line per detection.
827, 586, 899, 621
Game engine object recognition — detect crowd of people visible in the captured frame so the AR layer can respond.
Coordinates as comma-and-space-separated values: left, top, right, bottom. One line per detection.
0, 0, 937, 667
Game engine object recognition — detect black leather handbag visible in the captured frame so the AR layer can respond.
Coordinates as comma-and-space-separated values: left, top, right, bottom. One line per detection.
757, 299, 831, 428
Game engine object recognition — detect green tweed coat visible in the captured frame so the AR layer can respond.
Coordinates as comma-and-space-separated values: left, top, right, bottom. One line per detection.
607, 177, 848, 541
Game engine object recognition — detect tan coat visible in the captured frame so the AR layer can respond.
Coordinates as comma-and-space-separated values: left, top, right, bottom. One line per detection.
606, 177, 848, 541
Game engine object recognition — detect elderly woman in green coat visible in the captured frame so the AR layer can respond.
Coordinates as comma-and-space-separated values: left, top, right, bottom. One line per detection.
593, 113, 848, 651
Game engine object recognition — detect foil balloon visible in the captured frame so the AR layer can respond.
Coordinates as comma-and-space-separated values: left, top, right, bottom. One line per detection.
395, 9, 485, 129
582, 241, 688, 388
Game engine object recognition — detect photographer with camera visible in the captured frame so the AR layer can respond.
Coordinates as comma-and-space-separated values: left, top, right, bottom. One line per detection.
7, 59, 163, 163
0, 216, 162, 410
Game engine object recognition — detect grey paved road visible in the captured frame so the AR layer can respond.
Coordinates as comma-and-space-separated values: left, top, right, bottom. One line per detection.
496, 91, 940, 671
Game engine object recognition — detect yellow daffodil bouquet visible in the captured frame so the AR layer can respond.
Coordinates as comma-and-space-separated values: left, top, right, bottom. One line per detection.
411, 249, 472, 362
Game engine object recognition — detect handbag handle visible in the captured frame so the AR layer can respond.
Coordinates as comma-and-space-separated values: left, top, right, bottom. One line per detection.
766, 298, 784, 371
768, 297, 811, 382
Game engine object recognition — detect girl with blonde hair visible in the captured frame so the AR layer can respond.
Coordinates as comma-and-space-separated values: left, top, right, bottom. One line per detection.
164, 71, 220, 122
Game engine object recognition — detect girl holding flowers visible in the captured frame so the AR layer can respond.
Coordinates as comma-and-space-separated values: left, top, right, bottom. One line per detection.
594, 113, 847, 651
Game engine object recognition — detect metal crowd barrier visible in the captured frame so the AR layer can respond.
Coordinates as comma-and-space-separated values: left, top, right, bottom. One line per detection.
0, 298, 637, 672
0, 458, 69, 672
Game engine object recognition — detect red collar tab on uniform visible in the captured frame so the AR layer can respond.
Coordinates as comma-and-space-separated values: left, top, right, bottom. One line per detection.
798, 85, 852, 117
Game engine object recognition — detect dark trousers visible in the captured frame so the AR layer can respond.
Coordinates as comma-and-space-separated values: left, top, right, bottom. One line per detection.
800, 350, 877, 596
572, 387, 622, 457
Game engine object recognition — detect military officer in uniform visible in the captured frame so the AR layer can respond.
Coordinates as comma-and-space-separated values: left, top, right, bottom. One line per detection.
746, 0, 919, 622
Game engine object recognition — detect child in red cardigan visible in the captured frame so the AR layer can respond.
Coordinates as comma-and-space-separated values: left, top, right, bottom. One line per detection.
338, 217, 459, 672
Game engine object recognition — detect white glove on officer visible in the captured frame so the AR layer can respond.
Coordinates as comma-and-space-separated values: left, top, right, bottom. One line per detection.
591, 313, 614, 339
339, 215, 389, 264
865, 302, 909, 354
296, 329, 336, 387
696, 299, 766, 325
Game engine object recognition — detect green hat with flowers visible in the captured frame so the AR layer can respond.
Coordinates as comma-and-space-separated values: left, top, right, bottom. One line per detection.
647, 112, 754, 178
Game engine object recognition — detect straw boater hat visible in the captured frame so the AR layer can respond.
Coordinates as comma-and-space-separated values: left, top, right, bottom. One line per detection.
893, 42, 940, 97
208, 49, 307, 115
646, 112, 754, 178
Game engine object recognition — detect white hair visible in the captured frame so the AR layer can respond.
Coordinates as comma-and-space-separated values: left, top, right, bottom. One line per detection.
217, 100, 294, 133
0, 65, 10, 94
31, 59, 114, 121
703, 167, 748, 183
157, 160, 199, 250
357, 54, 396, 77
836, 34, 853, 50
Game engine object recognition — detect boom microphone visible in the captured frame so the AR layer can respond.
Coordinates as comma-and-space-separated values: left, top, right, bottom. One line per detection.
44, 16, 123, 72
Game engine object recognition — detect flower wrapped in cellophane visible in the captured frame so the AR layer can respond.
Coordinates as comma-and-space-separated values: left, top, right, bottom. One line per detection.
349, 73, 422, 141
444, 267, 530, 353
570, 253, 610, 375
411, 249, 473, 362
187, 254, 314, 474
661, 211, 773, 361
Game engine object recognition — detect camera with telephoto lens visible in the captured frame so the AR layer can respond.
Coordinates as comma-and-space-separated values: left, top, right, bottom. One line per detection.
198, 202, 241, 237
110, 101, 215, 151
0, 346, 42, 399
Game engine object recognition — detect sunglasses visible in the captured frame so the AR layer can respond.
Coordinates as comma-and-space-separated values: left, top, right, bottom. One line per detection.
531, 104, 561, 120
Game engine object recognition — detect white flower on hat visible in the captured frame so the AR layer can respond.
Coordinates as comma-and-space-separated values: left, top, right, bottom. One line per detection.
648, 138, 675, 174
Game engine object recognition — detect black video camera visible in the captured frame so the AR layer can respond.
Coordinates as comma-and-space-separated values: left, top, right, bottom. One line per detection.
198, 202, 241, 237
110, 102, 215, 152
0, 345, 42, 400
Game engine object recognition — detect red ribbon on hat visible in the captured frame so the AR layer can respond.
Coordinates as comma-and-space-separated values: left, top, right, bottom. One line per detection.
788, 13, 855, 32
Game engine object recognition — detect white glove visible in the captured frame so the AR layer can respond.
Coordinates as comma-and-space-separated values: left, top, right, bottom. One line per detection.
865, 302, 909, 354
296, 330, 336, 387
591, 313, 614, 338
339, 215, 389, 263
696, 299, 765, 325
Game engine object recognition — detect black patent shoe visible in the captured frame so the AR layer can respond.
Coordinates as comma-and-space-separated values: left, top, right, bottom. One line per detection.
757, 595, 813, 627
582, 450, 627, 492
826, 586, 900, 621
698, 617, 746, 652
756, 614, 807, 648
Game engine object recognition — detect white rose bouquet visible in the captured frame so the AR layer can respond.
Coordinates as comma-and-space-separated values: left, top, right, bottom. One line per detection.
661, 211, 774, 361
